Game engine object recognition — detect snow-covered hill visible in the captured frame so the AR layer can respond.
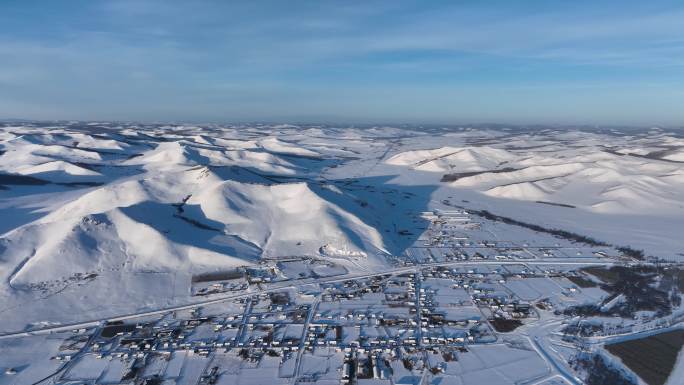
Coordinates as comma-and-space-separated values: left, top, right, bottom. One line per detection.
185, 180, 387, 258
386, 142, 684, 216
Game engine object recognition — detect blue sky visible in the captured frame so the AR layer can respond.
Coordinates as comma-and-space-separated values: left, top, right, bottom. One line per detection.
1, 0, 684, 125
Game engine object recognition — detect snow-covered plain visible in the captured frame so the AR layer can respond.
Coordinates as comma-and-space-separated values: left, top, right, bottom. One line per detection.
0, 122, 683, 334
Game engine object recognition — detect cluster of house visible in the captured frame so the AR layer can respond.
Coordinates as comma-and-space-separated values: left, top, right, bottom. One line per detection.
341, 352, 394, 383
419, 210, 480, 248
195, 281, 248, 296
46, 261, 553, 385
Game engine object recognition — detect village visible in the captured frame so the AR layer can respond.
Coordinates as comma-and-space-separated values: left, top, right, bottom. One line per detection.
2, 209, 682, 385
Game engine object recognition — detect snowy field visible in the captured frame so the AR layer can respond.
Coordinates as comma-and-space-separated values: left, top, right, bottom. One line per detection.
0, 122, 683, 385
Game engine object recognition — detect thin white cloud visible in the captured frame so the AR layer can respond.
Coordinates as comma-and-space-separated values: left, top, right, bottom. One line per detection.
2, 0, 684, 123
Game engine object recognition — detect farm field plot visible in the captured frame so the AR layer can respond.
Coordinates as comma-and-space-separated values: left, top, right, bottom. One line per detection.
605, 330, 684, 385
